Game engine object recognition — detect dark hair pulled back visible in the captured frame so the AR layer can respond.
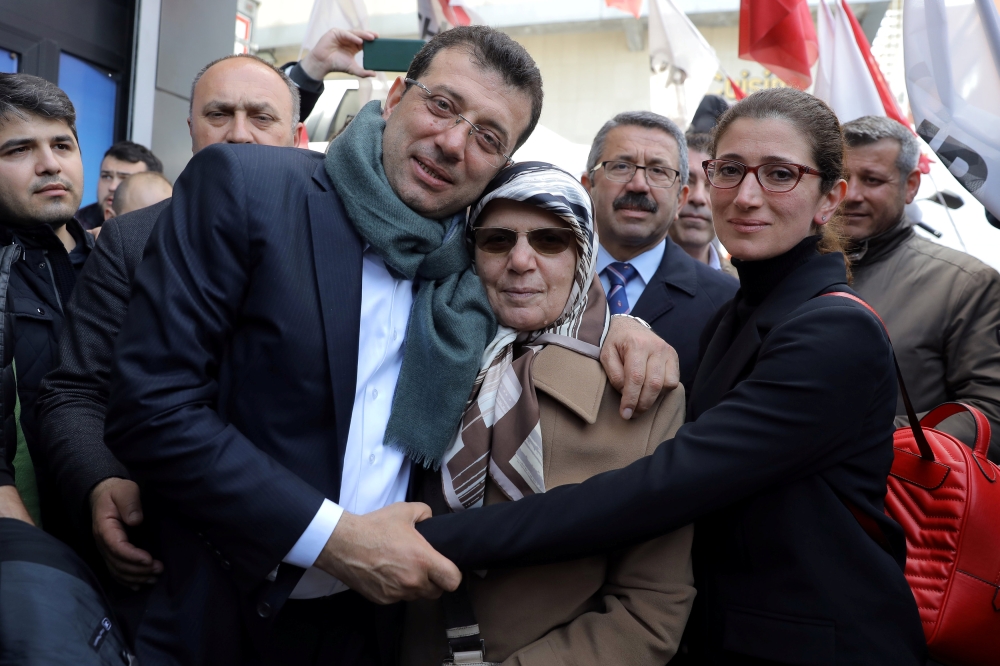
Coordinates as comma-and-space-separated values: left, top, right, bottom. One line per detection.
710, 87, 849, 262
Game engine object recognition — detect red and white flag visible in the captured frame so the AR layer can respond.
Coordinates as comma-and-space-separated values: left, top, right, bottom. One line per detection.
739, 0, 818, 89
814, 0, 883, 122
418, 0, 480, 39
905, 0, 1000, 217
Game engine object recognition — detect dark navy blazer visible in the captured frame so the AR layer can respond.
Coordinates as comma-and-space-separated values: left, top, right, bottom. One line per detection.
629, 237, 738, 391
418, 251, 926, 665
105, 144, 367, 664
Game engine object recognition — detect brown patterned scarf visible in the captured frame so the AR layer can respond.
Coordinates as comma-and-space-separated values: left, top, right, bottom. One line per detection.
442, 162, 609, 510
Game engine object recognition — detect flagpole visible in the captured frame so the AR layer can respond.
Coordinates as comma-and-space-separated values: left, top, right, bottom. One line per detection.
926, 171, 968, 251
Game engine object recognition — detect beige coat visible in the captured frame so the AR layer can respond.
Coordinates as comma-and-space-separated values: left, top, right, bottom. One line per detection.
852, 226, 1000, 460
402, 345, 694, 666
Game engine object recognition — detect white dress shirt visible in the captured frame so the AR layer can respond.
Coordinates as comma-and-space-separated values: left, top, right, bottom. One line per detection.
596, 239, 667, 312
283, 248, 413, 599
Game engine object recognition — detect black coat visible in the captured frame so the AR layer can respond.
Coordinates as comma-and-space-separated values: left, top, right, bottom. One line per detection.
629, 237, 738, 391
418, 250, 926, 665
103, 144, 383, 664
0, 220, 92, 536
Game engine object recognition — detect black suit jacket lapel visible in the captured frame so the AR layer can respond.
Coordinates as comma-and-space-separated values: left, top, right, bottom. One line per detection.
306, 164, 363, 486
631, 238, 698, 325
688, 252, 849, 418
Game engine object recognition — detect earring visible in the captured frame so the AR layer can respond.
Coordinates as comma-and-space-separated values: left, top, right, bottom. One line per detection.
821, 216, 827, 221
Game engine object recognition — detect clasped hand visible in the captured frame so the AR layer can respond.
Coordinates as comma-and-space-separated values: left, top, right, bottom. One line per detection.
315, 502, 461, 604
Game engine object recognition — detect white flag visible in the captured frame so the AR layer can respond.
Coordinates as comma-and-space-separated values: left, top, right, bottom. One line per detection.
302, 0, 370, 51
814, 0, 884, 122
648, 0, 721, 128
904, 0, 1000, 216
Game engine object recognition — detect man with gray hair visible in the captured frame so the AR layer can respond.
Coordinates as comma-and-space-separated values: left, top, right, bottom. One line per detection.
583, 111, 737, 390
843, 115, 1000, 461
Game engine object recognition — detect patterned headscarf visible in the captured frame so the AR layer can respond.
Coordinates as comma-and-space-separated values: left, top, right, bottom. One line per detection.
442, 162, 610, 511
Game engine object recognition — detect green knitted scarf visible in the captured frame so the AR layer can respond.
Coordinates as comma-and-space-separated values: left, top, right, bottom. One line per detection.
326, 100, 497, 468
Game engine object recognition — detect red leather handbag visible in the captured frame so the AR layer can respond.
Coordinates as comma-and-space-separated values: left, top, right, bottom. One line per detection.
826, 292, 1000, 665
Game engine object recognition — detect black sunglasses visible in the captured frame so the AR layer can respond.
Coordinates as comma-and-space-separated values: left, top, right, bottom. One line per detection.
472, 227, 575, 255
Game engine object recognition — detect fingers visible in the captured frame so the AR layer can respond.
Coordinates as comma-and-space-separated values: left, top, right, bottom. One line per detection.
616, 342, 646, 420
109, 480, 144, 526
635, 352, 666, 414
349, 29, 378, 41
425, 553, 462, 594
601, 341, 627, 396
346, 64, 377, 79
408, 501, 433, 523
95, 516, 162, 586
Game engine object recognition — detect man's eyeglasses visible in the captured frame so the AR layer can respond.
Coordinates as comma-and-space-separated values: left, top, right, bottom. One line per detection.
702, 159, 823, 193
592, 160, 681, 188
405, 78, 512, 169
472, 227, 576, 255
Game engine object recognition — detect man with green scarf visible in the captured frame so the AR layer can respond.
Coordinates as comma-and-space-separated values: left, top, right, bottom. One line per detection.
104, 26, 678, 665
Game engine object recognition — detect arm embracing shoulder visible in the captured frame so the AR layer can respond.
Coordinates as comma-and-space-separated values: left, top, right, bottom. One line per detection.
419, 303, 892, 569
105, 145, 324, 582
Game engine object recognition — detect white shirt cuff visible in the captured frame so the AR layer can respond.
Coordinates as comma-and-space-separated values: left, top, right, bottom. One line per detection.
283, 499, 344, 569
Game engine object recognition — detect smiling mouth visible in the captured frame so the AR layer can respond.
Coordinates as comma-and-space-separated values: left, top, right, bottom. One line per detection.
729, 219, 769, 233
414, 157, 452, 184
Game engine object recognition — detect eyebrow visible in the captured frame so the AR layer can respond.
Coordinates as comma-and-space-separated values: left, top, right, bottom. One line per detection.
616, 154, 673, 166
434, 83, 511, 144
0, 137, 34, 153
202, 100, 281, 117
718, 153, 800, 164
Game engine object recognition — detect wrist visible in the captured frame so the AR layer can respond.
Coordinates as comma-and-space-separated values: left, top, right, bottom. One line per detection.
89, 476, 127, 509
611, 313, 652, 329
0, 485, 34, 524
296, 55, 326, 83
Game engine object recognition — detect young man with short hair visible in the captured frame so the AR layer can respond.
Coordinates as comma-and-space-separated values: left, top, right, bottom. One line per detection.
75, 140, 162, 230
0, 74, 94, 532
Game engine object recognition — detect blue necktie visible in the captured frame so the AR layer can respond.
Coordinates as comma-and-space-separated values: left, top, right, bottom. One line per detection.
605, 262, 638, 315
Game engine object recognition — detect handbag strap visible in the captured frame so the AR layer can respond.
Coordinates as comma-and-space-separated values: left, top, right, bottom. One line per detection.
821, 292, 935, 461
441, 582, 497, 665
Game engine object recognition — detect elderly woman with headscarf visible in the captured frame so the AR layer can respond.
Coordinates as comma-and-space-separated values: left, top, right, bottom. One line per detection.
401, 162, 695, 666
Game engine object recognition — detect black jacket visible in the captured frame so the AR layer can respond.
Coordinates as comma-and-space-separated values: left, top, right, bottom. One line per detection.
418, 247, 926, 665
629, 237, 738, 390
0, 219, 91, 500
103, 144, 392, 664
37, 202, 167, 526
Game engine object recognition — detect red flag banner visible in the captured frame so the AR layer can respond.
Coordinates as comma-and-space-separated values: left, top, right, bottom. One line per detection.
739, 0, 818, 89
606, 0, 643, 19
840, 0, 909, 127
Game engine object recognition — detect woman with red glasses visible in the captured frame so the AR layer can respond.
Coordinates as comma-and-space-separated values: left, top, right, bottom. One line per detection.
416, 89, 926, 665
